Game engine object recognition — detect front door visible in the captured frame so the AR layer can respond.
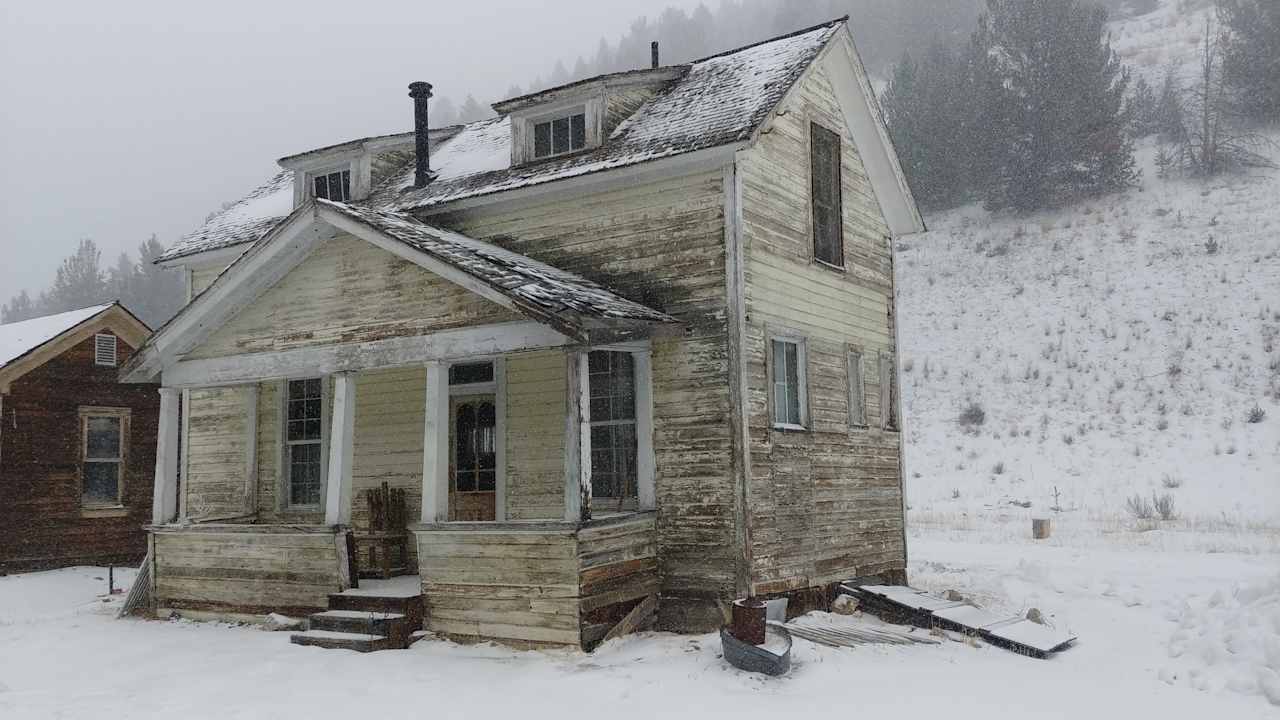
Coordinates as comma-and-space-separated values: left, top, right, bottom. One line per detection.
449, 395, 497, 521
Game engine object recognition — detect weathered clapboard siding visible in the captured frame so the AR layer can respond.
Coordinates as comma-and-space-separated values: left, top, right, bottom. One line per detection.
437, 169, 735, 630
190, 265, 223, 300
416, 513, 658, 648
418, 526, 582, 646
351, 368, 424, 562
183, 387, 249, 520
152, 526, 346, 616
738, 60, 905, 593
504, 350, 565, 520
187, 233, 522, 360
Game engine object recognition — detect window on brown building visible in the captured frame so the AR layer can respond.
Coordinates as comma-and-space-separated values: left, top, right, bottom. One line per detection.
81, 408, 128, 507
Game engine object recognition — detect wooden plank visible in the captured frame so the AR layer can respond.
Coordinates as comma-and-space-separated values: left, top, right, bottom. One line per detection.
602, 594, 657, 642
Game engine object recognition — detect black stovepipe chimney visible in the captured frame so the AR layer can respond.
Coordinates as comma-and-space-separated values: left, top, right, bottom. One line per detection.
408, 81, 433, 187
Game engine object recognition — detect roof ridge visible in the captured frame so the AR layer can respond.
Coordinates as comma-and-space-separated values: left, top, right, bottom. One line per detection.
690, 15, 846, 65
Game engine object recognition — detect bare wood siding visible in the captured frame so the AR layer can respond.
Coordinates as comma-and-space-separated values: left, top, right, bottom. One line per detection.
438, 169, 734, 629
739, 62, 905, 593
505, 351, 565, 520
417, 528, 581, 646
153, 528, 345, 615
188, 233, 521, 360
351, 367, 424, 562
191, 266, 223, 299
577, 515, 659, 643
183, 387, 249, 520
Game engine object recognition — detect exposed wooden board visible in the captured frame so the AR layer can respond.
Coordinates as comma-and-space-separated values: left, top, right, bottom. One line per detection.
602, 594, 658, 642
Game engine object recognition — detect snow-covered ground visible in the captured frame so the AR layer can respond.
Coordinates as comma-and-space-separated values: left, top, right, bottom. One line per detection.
1, 545, 1275, 720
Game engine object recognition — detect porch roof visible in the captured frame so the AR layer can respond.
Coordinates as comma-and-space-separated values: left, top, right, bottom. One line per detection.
316, 200, 678, 337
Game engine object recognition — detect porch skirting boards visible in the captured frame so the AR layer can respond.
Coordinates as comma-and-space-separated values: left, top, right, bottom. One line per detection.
413, 512, 659, 649
149, 524, 351, 618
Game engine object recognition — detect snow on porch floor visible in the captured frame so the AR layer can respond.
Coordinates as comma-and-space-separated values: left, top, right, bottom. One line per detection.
339, 575, 422, 598
0, 537, 1274, 719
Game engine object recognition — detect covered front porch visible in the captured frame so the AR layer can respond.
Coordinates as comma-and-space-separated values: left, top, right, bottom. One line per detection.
147, 333, 661, 648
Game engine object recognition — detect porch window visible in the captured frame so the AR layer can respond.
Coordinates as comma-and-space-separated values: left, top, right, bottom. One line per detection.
770, 337, 807, 430
285, 378, 324, 507
81, 408, 128, 507
454, 400, 497, 493
588, 351, 637, 508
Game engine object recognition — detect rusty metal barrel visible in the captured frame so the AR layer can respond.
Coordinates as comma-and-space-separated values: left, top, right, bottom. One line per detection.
730, 597, 766, 645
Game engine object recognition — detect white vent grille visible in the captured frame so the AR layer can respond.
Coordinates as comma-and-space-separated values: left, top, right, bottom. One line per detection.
94, 334, 118, 367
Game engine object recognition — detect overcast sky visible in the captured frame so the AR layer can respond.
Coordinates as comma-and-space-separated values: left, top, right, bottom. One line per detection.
0, 0, 709, 299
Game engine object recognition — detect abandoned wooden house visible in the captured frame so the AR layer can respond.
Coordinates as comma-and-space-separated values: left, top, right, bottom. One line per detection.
122, 17, 925, 650
0, 303, 156, 572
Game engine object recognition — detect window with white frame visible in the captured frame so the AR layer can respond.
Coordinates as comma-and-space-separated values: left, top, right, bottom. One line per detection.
285, 378, 324, 507
588, 351, 637, 509
81, 408, 128, 507
533, 112, 586, 159
848, 350, 867, 427
770, 337, 807, 429
94, 333, 117, 367
311, 169, 351, 202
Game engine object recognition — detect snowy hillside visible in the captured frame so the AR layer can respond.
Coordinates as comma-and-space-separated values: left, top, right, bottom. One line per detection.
899, 142, 1278, 539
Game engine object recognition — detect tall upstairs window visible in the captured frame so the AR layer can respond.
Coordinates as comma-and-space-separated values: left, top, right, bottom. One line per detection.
312, 169, 351, 202
810, 122, 844, 267
533, 112, 586, 159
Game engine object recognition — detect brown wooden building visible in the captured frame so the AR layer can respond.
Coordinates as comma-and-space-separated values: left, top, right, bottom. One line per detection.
0, 303, 156, 572
123, 18, 926, 649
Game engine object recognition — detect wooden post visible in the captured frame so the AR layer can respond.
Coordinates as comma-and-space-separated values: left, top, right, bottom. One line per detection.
242, 384, 260, 515
564, 351, 592, 522
151, 387, 180, 525
324, 372, 356, 526
633, 350, 656, 512
421, 361, 450, 523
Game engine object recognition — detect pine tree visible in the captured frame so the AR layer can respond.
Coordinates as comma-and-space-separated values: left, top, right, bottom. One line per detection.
1128, 76, 1158, 137
1154, 64, 1186, 142
432, 96, 458, 127
44, 239, 107, 314
128, 235, 185, 327
968, 0, 1137, 212
456, 95, 491, 124
1217, 0, 1280, 125
1, 290, 36, 324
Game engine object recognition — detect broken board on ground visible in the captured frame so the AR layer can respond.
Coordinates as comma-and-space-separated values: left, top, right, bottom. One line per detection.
847, 584, 1076, 659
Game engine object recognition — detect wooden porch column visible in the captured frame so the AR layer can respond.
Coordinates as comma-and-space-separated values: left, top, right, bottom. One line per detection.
564, 350, 591, 522
151, 387, 180, 525
421, 361, 450, 522
633, 350, 657, 511
324, 372, 356, 526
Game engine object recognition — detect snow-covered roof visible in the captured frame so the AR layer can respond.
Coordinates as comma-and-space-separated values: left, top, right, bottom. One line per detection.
162, 19, 845, 265
0, 304, 113, 368
376, 20, 841, 211
318, 199, 678, 335
160, 170, 294, 262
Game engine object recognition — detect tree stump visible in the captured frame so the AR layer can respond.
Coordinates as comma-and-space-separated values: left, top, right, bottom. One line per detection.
1032, 518, 1051, 539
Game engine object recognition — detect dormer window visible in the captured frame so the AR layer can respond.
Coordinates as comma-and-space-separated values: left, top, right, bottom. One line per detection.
533, 112, 586, 159
311, 169, 351, 202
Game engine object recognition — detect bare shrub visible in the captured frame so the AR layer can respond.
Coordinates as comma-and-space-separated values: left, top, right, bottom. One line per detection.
1126, 494, 1154, 520
1161, 474, 1183, 489
958, 403, 986, 430
1246, 404, 1266, 424
992, 461, 1006, 475
1152, 492, 1177, 521
1204, 235, 1220, 254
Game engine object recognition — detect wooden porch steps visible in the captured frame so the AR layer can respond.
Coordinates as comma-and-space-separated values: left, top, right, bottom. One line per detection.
289, 582, 424, 653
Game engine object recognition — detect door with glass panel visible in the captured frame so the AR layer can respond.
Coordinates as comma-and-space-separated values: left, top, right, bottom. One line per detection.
448, 395, 497, 521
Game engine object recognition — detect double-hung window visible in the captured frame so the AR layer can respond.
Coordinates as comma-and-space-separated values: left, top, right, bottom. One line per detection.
810, 122, 844, 267
588, 351, 637, 509
285, 378, 324, 508
533, 112, 586, 159
312, 169, 351, 202
770, 337, 807, 429
81, 408, 128, 507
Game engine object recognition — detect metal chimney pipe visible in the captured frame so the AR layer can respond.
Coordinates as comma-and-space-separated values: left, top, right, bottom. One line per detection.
651, 41, 659, 69
408, 81, 433, 187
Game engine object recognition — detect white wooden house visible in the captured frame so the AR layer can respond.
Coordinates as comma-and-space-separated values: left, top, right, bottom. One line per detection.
122, 18, 925, 649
